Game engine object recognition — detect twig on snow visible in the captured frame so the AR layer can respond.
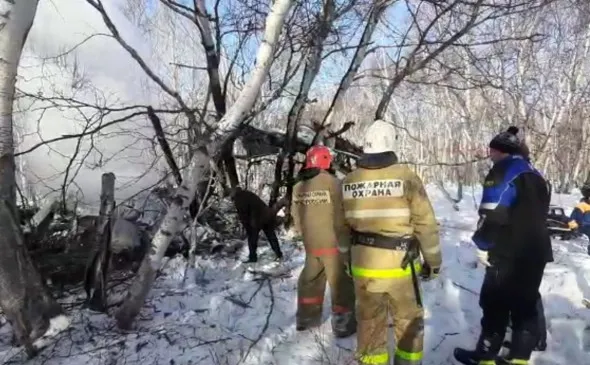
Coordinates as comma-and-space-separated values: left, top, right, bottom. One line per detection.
246, 277, 268, 305
237, 279, 275, 364
224, 296, 252, 309
452, 281, 479, 296
188, 337, 232, 349
432, 332, 459, 352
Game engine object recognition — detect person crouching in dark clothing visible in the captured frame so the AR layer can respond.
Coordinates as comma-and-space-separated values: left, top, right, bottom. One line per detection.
230, 187, 284, 263
454, 126, 552, 365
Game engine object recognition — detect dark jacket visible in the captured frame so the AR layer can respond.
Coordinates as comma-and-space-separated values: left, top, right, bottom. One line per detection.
473, 155, 553, 265
231, 188, 280, 231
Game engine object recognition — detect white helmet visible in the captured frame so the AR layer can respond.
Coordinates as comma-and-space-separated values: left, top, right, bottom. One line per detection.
362, 119, 397, 154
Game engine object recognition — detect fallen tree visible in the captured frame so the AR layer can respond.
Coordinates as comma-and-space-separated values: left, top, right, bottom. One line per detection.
114, 0, 295, 330
239, 124, 360, 155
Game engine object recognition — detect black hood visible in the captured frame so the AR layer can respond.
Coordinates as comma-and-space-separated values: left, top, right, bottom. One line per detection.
357, 151, 398, 169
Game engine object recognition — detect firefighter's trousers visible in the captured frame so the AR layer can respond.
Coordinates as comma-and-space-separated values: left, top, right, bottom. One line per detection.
354, 265, 424, 365
296, 250, 356, 335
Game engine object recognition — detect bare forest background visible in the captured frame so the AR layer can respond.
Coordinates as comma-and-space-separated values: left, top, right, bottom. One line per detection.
3, 0, 590, 353
14, 0, 590, 208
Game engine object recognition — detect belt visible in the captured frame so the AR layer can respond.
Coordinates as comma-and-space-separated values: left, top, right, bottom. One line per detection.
351, 230, 414, 251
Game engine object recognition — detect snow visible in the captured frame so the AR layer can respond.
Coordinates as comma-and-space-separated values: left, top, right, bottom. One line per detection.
32, 315, 71, 350
1, 186, 590, 364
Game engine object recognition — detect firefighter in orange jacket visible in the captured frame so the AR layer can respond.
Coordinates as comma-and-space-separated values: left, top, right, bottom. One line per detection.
290, 145, 356, 338
341, 120, 441, 365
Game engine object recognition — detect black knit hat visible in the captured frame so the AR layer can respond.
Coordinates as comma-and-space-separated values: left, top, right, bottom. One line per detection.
489, 126, 522, 155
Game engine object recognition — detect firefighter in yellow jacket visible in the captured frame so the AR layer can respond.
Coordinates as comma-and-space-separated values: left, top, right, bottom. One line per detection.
290, 145, 356, 338
341, 120, 442, 365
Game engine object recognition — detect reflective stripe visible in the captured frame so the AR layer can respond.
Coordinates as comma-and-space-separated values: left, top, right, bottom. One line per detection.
309, 247, 339, 256
298, 296, 323, 305
510, 360, 528, 364
480, 203, 498, 210
478, 361, 495, 365
338, 246, 350, 253
395, 348, 423, 361
358, 352, 389, 364
351, 261, 422, 279
345, 208, 411, 219
332, 305, 351, 314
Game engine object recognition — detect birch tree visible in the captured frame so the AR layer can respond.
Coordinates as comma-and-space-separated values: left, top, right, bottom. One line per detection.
0, 0, 68, 355
319, 0, 393, 143
0, 0, 39, 205
162, 0, 240, 187
374, 0, 550, 120
115, 0, 294, 330
269, 0, 337, 207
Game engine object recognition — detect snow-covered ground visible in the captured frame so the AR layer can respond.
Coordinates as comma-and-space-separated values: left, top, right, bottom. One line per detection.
1, 187, 590, 365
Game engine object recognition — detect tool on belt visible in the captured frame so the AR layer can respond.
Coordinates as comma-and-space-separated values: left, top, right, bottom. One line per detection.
400, 237, 423, 308
352, 231, 423, 307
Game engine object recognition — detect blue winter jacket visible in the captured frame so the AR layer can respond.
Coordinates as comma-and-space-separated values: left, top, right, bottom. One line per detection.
472, 155, 552, 263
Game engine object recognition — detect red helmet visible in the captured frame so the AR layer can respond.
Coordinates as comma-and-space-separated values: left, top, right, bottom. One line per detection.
305, 145, 332, 170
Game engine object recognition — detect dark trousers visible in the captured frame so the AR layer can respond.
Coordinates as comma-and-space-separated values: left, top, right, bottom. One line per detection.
535, 292, 547, 346
479, 260, 546, 360
246, 224, 282, 261
508, 292, 547, 347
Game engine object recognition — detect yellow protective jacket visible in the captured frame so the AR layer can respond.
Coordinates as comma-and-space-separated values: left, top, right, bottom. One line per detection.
291, 168, 350, 256
568, 199, 590, 229
341, 152, 441, 280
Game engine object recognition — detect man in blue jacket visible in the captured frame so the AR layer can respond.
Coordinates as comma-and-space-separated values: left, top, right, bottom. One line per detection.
454, 126, 552, 365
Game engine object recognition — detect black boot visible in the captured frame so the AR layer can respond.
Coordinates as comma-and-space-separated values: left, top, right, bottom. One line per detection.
332, 311, 357, 338
454, 332, 504, 365
505, 330, 536, 363
296, 317, 321, 332
535, 297, 548, 351
534, 327, 547, 351
243, 255, 257, 264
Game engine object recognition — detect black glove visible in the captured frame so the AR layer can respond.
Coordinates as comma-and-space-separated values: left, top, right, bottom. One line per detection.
420, 262, 440, 281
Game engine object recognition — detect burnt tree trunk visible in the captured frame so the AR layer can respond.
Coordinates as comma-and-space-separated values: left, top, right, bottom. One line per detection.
147, 107, 182, 185
147, 106, 211, 219
84, 173, 115, 312
269, 0, 336, 210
